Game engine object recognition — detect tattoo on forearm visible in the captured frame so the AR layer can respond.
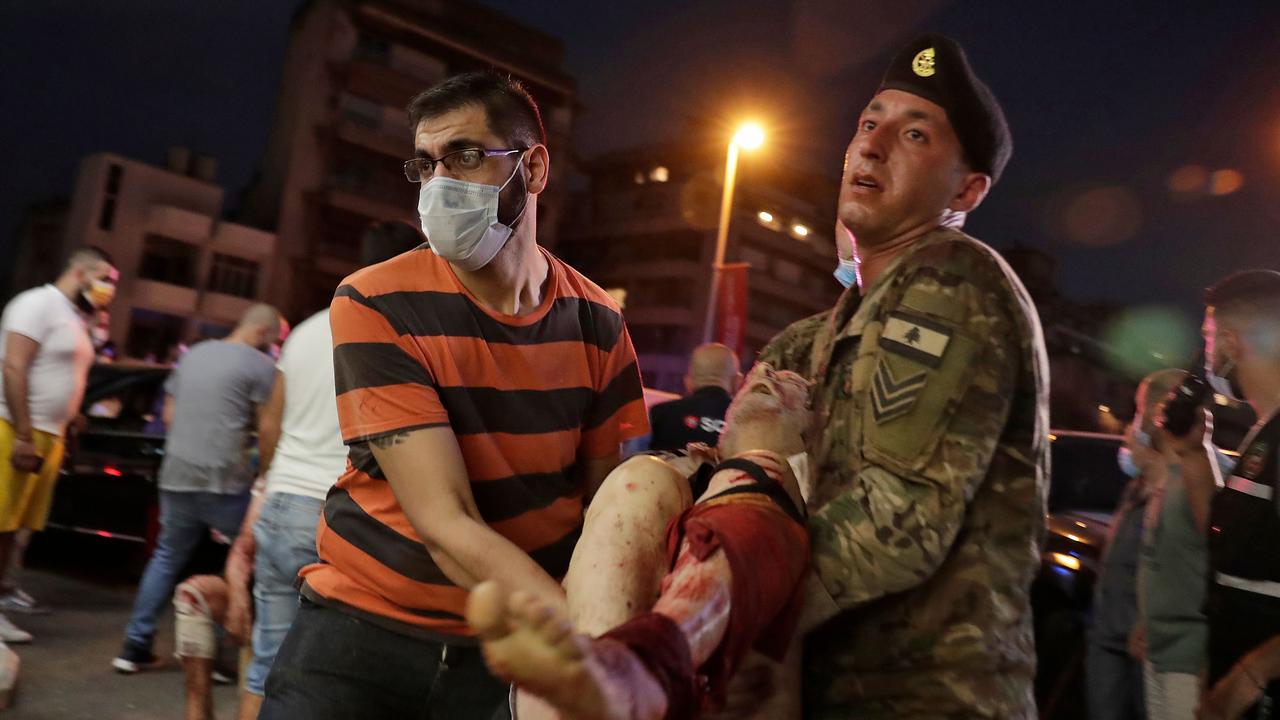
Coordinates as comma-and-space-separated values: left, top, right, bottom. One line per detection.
371, 431, 410, 450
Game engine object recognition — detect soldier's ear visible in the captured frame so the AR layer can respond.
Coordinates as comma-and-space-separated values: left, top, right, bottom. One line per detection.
948, 171, 991, 214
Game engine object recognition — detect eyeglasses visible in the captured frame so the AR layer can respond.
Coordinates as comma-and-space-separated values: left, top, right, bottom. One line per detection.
403, 147, 523, 182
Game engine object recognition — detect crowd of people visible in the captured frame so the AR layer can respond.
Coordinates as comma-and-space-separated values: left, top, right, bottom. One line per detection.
0, 29, 1275, 720
1087, 271, 1280, 720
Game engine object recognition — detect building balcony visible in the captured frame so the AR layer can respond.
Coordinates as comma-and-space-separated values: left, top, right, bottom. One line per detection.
200, 292, 255, 325
210, 222, 276, 260
584, 259, 701, 287
312, 187, 412, 226
132, 278, 198, 315
148, 205, 213, 243
330, 119, 408, 160
623, 306, 698, 328
339, 59, 430, 110
747, 271, 834, 314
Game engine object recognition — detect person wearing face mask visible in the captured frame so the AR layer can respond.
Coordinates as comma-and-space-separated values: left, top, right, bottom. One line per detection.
757, 34, 1049, 719
1157, 270, 1280, 720
1087, 370, 1182, 720
257, 73, 647, 720
113, 303, 284, 674
0, 246, 117, 640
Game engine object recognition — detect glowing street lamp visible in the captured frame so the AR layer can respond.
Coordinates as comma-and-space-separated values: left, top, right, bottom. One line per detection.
702, 122, 765, 344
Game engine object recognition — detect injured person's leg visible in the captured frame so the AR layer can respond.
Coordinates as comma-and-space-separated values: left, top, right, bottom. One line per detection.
175, 575, 229, 720
470, 364, 812, 720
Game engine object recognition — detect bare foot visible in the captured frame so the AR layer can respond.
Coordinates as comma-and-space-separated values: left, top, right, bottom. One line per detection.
467, 582, 667, 720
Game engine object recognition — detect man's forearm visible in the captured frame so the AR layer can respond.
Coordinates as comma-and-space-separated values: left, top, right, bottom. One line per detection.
1248, 634, 1280, 682
422, 515, 567, 610
808, 465, 965, 613
257, 427, 279, 478
1, 369, 32, 438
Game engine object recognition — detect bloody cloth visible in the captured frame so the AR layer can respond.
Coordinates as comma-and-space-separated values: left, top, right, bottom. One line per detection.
665, 491, 810, 713
601, 612, 698, 720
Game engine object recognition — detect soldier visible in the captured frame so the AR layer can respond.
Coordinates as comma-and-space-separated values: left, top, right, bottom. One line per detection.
759, 33, 1050, 718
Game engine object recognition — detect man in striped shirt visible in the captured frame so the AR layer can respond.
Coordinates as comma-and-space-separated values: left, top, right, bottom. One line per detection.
258, 73, 648, 719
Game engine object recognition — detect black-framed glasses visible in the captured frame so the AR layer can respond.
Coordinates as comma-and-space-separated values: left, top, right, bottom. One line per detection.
403, 147, 523, 182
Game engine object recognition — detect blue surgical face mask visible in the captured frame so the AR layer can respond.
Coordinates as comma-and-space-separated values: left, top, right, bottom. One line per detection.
833, 258, 859, 289
1118, 447, 1140, 478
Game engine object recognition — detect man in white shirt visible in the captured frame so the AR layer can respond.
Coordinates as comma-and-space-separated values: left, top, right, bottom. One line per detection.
0, 246, 118, 642
212, 221, 422, 720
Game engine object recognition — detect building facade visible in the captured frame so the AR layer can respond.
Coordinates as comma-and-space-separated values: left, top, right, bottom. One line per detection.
62, 149, 278, 361
242, 0, 577, 322
559, 143, 843, 393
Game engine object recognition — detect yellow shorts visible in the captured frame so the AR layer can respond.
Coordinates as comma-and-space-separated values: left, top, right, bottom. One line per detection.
0, 420, 65, 533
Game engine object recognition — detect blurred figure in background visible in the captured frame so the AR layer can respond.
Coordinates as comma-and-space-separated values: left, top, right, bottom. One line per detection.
215, 220, 423, 720
0, 246, 117, 640
1087, 370, 1182, 720
647, 343, 742, 453
1162, 270, 1280, 720
113, 304, 283, 674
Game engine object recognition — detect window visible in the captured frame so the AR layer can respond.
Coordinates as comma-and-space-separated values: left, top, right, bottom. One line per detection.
138, 235, 198, 287
196, 322, 231, 340
125, 308, 187, 362
98, 199, 117, 231
354, 32, 390, 65
105, 164, 123, 194
339, 93, 382, 130
773, 258, 802, 284
99, 163, 123, 230
207, 253, 259, 299
630, 278, 693, 307
741, 246, 770, 272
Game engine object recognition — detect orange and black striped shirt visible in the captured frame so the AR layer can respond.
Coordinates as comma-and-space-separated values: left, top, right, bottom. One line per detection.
300, 246, 648, 638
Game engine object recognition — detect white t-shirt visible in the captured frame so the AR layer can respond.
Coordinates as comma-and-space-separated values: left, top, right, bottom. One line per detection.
0, 285, 94, 437
264, 309, 348, 501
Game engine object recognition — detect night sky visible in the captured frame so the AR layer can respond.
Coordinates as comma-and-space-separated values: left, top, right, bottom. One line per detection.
2, 1, 1277, 323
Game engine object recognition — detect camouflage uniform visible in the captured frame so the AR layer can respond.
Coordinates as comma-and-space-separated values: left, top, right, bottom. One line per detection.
760, 227, 1050, 719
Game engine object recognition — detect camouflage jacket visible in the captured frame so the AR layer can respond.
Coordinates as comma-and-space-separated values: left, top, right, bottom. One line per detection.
760, 227, 1050, 719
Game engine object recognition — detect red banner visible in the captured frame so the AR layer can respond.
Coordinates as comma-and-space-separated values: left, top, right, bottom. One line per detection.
714, 263, 749, 357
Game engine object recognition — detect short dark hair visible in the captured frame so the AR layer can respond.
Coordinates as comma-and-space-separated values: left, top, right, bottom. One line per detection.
1206, 270, 1280, 318
407, 72, 547, 149
67, 245, 114, 270
360, 220, 423, 267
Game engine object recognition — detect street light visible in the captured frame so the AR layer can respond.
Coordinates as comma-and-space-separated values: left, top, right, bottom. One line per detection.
702, 122, 764, 344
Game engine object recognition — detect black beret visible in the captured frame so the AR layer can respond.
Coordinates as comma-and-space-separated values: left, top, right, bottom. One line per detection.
878, 33, 1012, 183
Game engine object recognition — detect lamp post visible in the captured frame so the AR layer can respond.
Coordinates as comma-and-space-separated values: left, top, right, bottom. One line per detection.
701, 122, 764, 345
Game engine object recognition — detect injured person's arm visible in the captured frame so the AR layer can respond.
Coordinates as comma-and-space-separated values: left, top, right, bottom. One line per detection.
468, 363, 813, 720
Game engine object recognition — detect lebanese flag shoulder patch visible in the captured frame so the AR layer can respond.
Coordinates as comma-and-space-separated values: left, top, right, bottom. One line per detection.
878, 311, 953, 369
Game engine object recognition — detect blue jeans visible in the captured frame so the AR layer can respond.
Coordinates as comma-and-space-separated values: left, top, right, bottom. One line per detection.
123, 490, 250, 649
245, 492, 323, 695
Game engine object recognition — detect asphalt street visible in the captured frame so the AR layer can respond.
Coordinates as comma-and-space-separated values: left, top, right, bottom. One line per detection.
4, 534, 240, 719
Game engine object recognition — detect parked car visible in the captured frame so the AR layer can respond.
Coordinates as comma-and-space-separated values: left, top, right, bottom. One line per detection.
45, 362, 170, 547
1033, 430, 1128, 719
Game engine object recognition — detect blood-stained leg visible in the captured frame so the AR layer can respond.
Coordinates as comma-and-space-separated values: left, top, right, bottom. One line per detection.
518, 453, 694, 719
174, 575, 229, 720
485, 363, 813, 719
469, 538, 732, 720
563, 454, 693, 635
471, 463, 807, 720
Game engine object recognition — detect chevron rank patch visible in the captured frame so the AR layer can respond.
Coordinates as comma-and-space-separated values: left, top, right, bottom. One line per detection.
878, 312, 952, 368
871, 357, 928, 423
